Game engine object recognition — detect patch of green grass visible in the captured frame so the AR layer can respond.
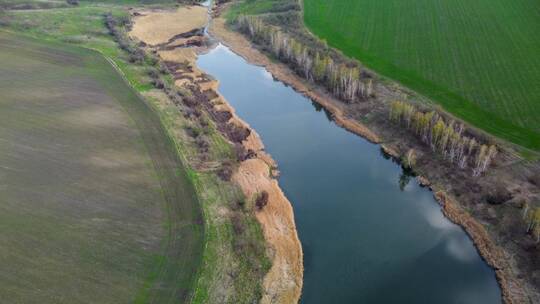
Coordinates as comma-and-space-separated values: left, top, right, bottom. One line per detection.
0, 0, 70, 10
226, 0, 298, 20
304, 0, 540, 150
226, 0, 279, 18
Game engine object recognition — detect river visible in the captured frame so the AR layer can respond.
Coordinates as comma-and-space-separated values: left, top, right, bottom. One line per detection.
198, 43, 501, 303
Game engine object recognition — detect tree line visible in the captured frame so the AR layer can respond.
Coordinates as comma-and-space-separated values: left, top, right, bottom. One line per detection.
236, 15, 498, 176
390, 101, 497, 176
236, 15, 373, 103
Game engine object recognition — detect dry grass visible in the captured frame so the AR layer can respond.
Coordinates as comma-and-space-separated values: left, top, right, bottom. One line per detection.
130, 6, 207, 45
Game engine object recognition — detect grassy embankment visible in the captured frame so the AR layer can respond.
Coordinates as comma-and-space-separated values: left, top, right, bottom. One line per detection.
0, 2, 269, 303
303, 0, 540, 151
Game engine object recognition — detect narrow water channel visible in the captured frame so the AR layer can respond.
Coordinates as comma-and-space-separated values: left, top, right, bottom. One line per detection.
198, 44, 501, 303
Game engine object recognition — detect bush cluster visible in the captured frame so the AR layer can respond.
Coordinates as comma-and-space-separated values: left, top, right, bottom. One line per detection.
236, 16, 373, 103
390, 100, 497, 176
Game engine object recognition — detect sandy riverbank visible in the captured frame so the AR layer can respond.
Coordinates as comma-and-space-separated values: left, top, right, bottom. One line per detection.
209, 11, 529, 304
130, 6, 303, 303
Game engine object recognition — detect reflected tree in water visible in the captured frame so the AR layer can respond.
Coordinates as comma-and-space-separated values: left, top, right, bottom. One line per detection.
398, 172, 412, 191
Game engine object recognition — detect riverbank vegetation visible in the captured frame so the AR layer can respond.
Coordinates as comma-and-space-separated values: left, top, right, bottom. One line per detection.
390, 101, 497, 176
234, 13, 498, 178
1, 2, 270, 303
237, 15, 373, 103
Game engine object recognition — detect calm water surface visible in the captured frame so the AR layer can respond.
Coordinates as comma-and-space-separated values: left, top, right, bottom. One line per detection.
198, 44, 501, 304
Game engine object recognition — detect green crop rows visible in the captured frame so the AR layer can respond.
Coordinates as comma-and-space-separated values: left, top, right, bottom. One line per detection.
304, 0, 540, 150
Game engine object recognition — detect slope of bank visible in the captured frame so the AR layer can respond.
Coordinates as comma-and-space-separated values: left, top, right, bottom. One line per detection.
129, 5, 303, 303
210, 4, 539, 303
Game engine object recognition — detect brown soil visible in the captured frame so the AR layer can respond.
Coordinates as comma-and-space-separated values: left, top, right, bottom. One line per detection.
210, 9, 540, 304
130, 8, 303, 304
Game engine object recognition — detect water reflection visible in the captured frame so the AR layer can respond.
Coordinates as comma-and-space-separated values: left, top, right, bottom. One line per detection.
398, 171, 413, 191
310, 101, 333, 121
198, 43, 501, 304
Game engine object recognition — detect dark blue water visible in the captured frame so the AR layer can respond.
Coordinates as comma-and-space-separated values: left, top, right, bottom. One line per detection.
198, 44, 501, 304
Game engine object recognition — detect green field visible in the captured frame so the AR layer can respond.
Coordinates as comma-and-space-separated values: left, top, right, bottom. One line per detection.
0, 32, 203, 303
304, 0, 540, 150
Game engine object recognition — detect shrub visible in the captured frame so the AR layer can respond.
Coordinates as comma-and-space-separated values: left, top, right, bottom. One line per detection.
158, 62, 169, 74
255, 191, 269, 211
185, 126, 201, 138
147, 68, 159, 80
145, 54, 159, 66
183, 95, 199, 108
196, 137, 209, 152
231, 213, 245, 235
234, 143, 248, 161
528, 172, 540, 187
151, 78, 165, 89
217, 162, 233, 181
402, 149, 416, 169
227, 123, 250, 143
485, 184, 512, 205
